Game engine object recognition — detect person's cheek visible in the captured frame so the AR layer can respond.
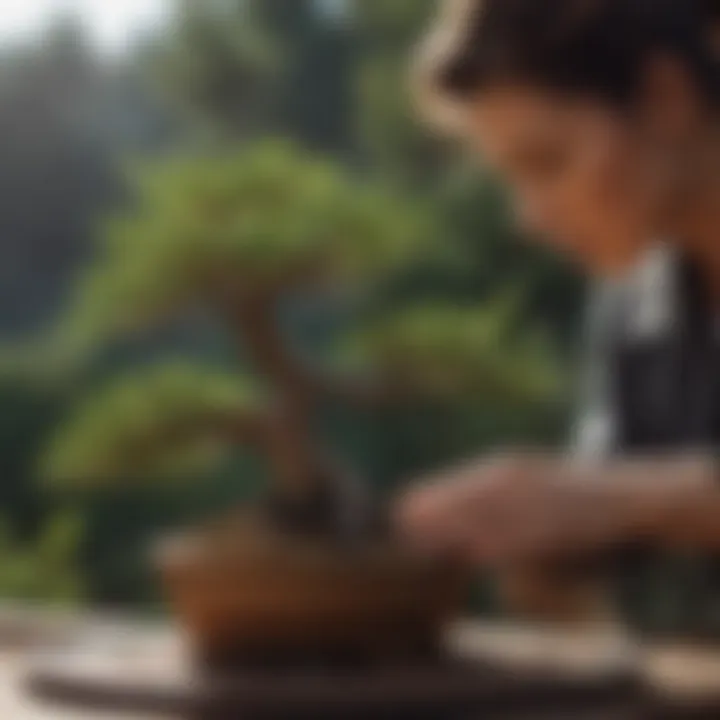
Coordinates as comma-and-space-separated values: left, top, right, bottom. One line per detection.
513, 174, 580, 251
600, 127, 656, 215
568, 140, 649, 273
521, 174, 598, 262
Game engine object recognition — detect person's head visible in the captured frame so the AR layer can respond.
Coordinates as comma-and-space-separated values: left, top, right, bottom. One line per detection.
415, 0, 719, 276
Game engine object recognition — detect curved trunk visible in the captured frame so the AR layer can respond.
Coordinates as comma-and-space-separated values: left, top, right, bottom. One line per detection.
232, 295, 324, 488
230, 294, 375, 539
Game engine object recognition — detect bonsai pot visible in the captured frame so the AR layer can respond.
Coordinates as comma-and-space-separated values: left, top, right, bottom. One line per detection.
156, 521, 470, 667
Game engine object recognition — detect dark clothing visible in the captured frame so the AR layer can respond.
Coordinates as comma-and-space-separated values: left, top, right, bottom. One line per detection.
575, 245, 720, 638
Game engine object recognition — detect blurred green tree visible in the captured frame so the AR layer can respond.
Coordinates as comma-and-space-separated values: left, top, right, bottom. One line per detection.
156, 0, 280, 141
42, 141, 560, 537
158, 0, 356, 154
352, 0, 444, 183
0, 16, 181, 605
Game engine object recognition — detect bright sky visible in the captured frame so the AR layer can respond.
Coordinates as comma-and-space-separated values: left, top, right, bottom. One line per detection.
0, 0, 173, 53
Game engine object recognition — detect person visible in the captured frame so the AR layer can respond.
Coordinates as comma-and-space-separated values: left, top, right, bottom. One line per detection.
397, 0, 720, 629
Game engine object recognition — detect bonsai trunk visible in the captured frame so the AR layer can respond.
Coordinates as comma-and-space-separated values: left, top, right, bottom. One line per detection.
232, 294, 375, 539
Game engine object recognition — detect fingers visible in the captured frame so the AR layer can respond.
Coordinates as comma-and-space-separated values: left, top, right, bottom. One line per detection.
393, 464, 526, 562
393, 483, 471, 558
393, 454, 599, 565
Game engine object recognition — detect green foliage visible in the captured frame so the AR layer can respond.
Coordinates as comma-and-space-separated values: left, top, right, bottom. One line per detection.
43, 364, 261, 485
0, 512, 85, 604
352, 303, 562, 407
352, 0, 435, 42
59, 141, 434, 359
353, 1, 444, 183
158, 1, 280, 139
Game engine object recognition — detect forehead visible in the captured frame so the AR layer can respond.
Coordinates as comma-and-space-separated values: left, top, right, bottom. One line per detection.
466, 86, 621, 154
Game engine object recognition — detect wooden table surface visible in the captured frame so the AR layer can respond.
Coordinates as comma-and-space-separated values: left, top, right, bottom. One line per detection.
1, 605, 720, 718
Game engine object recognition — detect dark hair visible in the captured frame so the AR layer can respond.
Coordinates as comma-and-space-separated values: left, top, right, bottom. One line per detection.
428, 0, 719, 109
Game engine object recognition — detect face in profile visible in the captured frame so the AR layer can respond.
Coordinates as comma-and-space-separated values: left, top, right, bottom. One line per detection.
468, 87, 672, 277
461, 49, 710, 278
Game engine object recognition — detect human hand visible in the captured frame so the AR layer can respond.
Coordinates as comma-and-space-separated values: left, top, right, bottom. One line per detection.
394, 453, 636, 566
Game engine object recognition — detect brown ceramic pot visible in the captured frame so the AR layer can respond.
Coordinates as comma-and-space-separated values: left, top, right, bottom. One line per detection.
156, 520, 469, 666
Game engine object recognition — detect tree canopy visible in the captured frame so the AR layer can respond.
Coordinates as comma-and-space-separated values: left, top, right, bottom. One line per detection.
45, 141, 562, 488
58, 141, 433, 358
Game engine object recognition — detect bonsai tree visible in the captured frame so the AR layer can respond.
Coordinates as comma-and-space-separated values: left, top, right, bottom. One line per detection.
43, 140, 559, 542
